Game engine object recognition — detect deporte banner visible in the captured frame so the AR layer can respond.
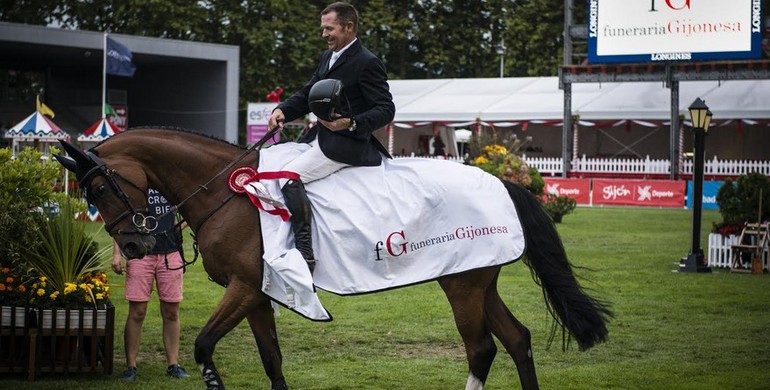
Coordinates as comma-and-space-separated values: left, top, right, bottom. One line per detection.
592, 179, 686, 207
544, 178, 591, 205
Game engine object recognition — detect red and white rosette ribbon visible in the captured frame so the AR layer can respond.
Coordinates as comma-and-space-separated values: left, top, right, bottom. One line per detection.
233, 168, 300, 222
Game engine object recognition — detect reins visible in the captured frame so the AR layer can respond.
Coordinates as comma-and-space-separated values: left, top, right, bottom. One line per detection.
157, 126, 281, 272
154, 126, 281, 230
86, 126, 281, 272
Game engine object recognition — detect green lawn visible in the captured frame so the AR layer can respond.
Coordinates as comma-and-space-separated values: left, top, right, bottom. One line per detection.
3, 206, 769, 389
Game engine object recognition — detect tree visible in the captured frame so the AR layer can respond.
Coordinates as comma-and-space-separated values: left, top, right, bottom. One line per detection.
505, 0, 566, 76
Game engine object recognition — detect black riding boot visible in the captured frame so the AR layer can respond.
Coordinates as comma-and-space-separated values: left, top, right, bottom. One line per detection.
281, 179, 316, 274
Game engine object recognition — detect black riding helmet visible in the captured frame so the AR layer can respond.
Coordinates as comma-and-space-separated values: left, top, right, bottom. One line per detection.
308, 79, 350, 121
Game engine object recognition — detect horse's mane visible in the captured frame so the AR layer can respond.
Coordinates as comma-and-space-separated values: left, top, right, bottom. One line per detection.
92, 126, 245, 150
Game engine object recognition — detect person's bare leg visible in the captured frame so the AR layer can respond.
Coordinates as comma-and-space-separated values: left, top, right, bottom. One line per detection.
125, 301, 148, 368
160, 300, 181, 365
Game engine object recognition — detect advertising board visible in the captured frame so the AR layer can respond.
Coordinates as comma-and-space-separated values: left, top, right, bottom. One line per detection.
588, 0, 763, 63
686, 180, 723, 210
247, 102, 278, 144
592, 179, 686, 207
544, 178, 592, 205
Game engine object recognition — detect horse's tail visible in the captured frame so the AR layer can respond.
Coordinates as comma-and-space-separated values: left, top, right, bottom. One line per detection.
502, 180, 612, 351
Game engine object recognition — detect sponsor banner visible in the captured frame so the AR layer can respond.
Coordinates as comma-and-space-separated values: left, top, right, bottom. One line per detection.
592, 179, 685, 207
686, 180, 723, 210
544, 178, 591, 205
247, 102, 278, 144
108, 105, 128, 132
588, 0, 762, 63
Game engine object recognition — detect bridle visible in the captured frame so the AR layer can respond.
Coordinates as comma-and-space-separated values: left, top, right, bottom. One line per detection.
78, 152, 158, 236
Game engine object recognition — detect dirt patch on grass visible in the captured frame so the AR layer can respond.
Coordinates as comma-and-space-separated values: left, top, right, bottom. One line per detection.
388, 341, 466, 359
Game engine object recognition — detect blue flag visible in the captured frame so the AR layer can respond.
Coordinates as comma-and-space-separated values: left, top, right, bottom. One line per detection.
106, 36, 136, 77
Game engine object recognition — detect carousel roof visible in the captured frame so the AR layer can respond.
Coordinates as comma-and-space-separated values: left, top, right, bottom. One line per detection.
78, 118, 122, 142
5, 111, 70, 141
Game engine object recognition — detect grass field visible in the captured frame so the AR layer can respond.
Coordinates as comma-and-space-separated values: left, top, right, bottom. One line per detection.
2, 206, 769, 389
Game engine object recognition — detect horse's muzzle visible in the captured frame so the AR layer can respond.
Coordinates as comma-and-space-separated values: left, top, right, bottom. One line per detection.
121, 236, 157, 259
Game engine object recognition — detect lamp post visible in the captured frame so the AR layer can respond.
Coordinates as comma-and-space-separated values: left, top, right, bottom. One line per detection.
496, 39, 506, 78
679, 97, 713, 273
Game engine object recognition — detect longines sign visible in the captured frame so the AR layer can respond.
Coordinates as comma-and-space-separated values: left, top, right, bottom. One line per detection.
587, 0, 763, 63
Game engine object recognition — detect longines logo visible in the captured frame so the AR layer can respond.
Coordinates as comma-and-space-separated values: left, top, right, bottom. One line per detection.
373, 225, 510, 261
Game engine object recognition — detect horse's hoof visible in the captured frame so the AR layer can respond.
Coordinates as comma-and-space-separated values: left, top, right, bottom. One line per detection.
271, 377, 289, 390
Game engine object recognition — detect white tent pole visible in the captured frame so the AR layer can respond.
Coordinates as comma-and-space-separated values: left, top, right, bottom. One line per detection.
102, 32, 107, 120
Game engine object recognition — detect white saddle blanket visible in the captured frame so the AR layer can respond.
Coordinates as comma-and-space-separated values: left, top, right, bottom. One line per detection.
248, 143, 525, 321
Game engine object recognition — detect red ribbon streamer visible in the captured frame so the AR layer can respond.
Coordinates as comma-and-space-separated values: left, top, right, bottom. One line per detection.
243, 170, 301, 221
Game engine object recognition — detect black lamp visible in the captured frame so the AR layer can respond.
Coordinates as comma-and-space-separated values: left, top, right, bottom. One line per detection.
679, 98, 713, 273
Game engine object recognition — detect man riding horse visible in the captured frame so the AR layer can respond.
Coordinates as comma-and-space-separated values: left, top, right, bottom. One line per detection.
268, 1, 395, 274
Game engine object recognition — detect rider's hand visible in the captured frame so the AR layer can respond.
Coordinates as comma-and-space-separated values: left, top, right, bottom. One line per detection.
318, 114, 352, 132
268, 109, 285, 131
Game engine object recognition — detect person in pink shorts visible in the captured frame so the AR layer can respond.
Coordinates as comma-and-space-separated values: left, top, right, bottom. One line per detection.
111, 188, 190, 381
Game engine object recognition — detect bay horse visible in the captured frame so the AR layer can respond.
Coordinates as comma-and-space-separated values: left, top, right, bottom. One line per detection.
56, 128, 611, 390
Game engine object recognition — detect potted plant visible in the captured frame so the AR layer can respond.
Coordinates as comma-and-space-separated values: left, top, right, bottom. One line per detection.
468, 144, 545, 195
1, 146, 63, 330
542, 194, 577, 223
24, 199, 113, 327
0, 267, 31, 327
708, 172, 770, 269
467, 136, 575, 223
0, 146, 115, 376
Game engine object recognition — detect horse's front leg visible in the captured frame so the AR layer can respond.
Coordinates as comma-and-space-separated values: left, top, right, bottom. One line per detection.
246, 297, 287, 390
195, 280, 263, 390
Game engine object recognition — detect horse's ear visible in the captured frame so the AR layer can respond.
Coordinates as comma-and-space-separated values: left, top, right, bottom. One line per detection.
53, 154, 78, 173
56, 140, 95, 179
57, 140, 91, 168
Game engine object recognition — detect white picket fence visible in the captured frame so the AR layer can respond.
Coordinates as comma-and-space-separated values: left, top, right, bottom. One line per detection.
707, 233, 769, 271
522, 155, 563, 176
571, 155, 670, 175
680, 157, 770, 177
393, 154, 770, 178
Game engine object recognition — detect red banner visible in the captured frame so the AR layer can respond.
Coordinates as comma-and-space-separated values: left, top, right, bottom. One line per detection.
592, 179, 685, 207
543, 178, 591, 205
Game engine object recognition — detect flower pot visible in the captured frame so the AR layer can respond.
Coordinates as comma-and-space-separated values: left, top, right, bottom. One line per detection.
40, 308, 107, 330
1, 306, 28, 327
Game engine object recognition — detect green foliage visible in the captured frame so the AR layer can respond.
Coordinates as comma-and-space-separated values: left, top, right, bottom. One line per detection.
527, 166, 545, 196
714, 172, 770, 234
0, 147, 60, 270
542, 193, 577, 223
23, 199, 110, 296
469, 144, 541, 195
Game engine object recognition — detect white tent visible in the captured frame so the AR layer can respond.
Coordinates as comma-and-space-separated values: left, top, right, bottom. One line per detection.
389, 77, 770, 122
386, 77, 770, 160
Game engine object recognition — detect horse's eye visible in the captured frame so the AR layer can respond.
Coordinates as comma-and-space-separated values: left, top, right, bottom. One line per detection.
94, 185, 107, 197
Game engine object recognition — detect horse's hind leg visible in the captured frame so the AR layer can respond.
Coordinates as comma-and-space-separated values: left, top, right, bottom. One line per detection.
246, 298, 287, 390
439, 271, 498, 390
484, 273, 539, 390
195, 280, 283, 390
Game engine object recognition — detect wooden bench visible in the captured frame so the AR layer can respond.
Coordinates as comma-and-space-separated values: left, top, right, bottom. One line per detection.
731, 223, 769, 274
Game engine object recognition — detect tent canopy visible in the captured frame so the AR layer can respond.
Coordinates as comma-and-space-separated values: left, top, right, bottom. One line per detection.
388, 77, 770, 123
78, 118, 122, 142
5, 111, 69, 141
